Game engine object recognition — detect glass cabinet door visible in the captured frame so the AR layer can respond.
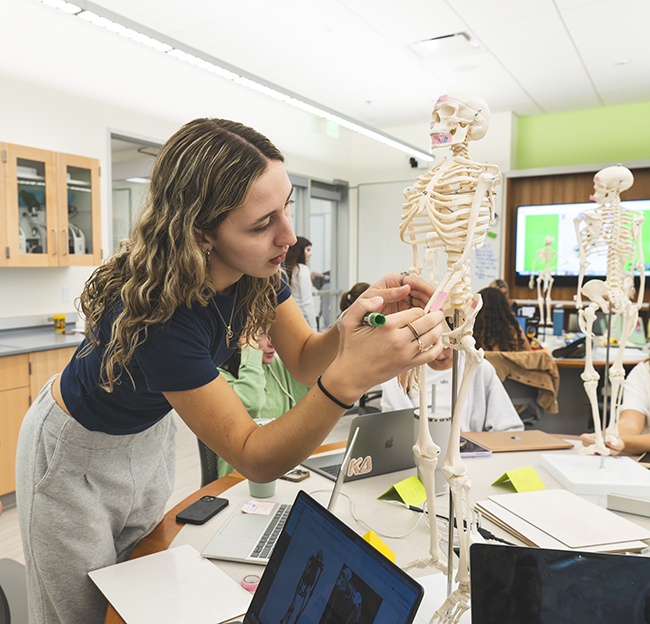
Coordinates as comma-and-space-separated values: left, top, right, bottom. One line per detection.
3, 144, 57, 267
17, 158, 49, 254
66, 165, 93, 256
57, 153, 101, 266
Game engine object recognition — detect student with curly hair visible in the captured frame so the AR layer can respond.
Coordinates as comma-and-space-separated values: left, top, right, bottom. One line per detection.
16, 118, 444, 624
473, 287, 532, 352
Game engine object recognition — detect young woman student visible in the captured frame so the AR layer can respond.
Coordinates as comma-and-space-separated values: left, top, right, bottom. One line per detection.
16, 118, 444, 624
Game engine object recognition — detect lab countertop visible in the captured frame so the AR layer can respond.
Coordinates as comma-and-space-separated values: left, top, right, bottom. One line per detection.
0, 325, 84, 357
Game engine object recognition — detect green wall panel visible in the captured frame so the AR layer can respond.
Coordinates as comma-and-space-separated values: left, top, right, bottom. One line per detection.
517, 101, 650, 169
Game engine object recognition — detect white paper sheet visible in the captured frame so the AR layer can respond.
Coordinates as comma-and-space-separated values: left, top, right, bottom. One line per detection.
89, 545, 252, 624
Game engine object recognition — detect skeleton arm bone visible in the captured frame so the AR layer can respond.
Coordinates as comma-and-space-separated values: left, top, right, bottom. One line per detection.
448, 173, 495, 273
632, 213, 646, 305
573, 215, 591, 308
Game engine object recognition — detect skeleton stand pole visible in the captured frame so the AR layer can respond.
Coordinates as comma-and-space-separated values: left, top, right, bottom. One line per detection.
447, 310, 460, 597
601, 303, 612, 469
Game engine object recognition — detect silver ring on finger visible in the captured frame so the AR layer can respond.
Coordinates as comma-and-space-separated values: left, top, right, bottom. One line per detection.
400, 271, 410, 286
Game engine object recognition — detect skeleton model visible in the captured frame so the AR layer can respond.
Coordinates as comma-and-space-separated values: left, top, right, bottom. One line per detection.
574, 166, 645, 456
529, 236, 557, 326
399, 92, 500, 623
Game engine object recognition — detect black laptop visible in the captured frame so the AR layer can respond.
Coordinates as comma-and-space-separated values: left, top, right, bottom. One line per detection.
470, 542, 650, 624
232, 490, 424, 624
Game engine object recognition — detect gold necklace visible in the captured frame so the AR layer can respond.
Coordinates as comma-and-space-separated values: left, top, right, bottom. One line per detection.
214, 283, 238, 348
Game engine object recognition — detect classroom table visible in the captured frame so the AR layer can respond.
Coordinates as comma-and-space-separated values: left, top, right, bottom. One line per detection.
542, 333, 649, 368
104, 438, 650, 624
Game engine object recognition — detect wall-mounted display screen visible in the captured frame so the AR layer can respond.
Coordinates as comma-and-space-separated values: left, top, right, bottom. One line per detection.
514, 199, 650, 278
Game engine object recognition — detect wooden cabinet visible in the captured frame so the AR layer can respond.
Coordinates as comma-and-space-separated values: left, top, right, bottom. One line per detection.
1, 142, 101, 267
29, 347, 76, 402
0, 347, 76, 496
0, 355, 30, 496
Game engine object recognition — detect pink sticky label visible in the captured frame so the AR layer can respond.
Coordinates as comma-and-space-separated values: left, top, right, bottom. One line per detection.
436, 94, 448, 104
430, 291, 447, 311
471, 298, 479, 309
431, 133, 452, 145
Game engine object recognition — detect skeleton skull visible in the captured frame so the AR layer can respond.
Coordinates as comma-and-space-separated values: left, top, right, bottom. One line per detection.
590, 165, 634, 204
430, 92, 490, 148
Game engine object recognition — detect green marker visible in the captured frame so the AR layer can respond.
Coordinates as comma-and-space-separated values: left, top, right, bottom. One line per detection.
362, 312, 386, 327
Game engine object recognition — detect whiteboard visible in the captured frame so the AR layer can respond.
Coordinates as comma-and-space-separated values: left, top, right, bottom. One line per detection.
357, 179, 504, 290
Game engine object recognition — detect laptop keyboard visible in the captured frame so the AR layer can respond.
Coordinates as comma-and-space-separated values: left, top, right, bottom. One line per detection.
321, 464, 340, 478
250, 504, 292, 560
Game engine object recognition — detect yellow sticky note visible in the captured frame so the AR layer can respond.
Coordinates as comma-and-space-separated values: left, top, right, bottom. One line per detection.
363, 530, 395, 562
493, 466, 546, 492
378, 475, 427, 506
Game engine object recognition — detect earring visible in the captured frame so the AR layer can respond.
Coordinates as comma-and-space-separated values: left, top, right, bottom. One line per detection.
203, 248, 211, 262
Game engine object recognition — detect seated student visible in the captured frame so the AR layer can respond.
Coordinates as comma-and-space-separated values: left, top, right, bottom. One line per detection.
340, 282, 370, 312
474, 287, 532, 352
489, 278, 518, 314
217, 333, 310, 476
381, 347, 524, 432
581, 359, 650, 455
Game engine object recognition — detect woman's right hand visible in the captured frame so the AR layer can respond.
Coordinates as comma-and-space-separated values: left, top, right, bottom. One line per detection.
322, 293, 444, 405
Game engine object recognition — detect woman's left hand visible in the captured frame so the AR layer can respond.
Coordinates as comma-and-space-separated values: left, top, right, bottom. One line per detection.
361, 272, 436, 315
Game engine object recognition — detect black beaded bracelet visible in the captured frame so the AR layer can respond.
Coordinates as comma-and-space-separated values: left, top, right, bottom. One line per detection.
316, 376, 354, 410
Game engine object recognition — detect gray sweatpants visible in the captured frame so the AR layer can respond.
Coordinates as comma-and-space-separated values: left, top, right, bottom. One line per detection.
16, 376, 177, 624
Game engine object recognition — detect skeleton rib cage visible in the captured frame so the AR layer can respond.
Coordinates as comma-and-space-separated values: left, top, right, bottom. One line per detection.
577, 207, 641, 301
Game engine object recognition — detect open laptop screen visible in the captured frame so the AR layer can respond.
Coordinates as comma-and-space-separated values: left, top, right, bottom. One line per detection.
471, 543, 650, 624
244, 490, 423, 624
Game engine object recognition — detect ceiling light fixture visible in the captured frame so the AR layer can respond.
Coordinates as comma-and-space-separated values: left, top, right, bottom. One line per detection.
34, 0, 433, 162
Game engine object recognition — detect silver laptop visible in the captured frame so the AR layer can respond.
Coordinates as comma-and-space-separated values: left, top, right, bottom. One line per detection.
301, 408, 417, 482
202, 428, 359, 565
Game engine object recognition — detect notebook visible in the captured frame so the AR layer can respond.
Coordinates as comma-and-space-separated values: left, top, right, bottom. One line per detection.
470, 543, 650, 624
202, 428, 359, 565
301, 408, 417, 482
231, 490, 424, 624
461, 429, 573, 452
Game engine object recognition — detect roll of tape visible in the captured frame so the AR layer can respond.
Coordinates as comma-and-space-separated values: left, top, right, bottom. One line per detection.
241, 574, 260, 592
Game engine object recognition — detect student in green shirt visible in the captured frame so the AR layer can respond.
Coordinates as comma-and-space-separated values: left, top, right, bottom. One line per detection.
217, 333, 310, 476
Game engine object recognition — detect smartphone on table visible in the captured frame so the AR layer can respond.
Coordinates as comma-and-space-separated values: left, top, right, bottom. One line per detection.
176, 495, 229, 525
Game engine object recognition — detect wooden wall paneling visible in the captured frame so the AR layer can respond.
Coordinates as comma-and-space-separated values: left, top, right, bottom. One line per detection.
505, 167, 650, 303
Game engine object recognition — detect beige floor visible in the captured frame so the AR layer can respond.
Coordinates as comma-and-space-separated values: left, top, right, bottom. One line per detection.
0, 409, 357, 567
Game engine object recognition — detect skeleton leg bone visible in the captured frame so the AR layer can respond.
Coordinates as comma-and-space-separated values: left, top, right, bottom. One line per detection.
544, 274, 554, 327
404, 364, 448, 575
578, 303, 608, 456
605, 303, 638, 443
431, 335, 482, 624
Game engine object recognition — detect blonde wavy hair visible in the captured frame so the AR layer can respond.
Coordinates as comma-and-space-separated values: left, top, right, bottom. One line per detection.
79, 118, 286, 391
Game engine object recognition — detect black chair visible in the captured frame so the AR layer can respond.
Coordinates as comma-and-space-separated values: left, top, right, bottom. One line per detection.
0, 584, 10, 624
197, 438, 220, 487
502, 378, 545, 428
0, 559, 28, 624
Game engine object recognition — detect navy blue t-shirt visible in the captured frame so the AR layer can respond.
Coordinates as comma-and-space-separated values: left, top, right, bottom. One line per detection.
60, 278, 291, 434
